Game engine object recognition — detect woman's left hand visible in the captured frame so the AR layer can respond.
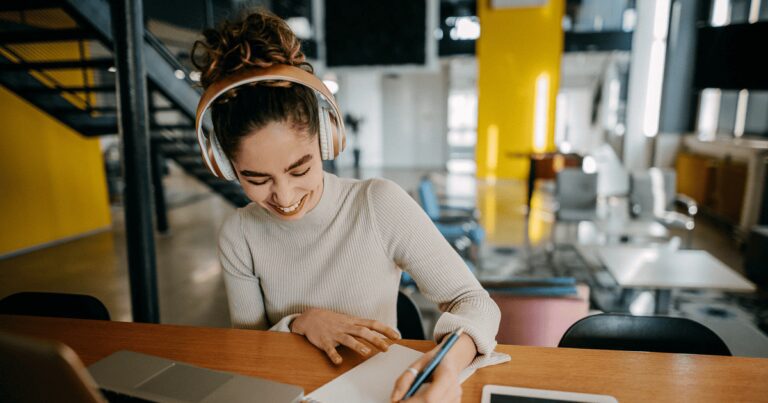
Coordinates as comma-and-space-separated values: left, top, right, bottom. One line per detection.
389, 345, 463, 403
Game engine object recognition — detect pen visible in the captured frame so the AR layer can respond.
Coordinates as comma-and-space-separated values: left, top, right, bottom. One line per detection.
403, 327, 464, 399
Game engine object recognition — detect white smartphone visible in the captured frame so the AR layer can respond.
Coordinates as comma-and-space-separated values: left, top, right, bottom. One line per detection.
481, 385, 619, 403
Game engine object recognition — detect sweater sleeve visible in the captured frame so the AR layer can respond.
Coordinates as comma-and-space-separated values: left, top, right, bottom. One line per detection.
218, 210, 270, 330
367, 179, 503, 365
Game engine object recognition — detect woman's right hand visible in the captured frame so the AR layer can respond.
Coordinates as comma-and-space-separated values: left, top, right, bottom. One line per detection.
290, 308, 401, 364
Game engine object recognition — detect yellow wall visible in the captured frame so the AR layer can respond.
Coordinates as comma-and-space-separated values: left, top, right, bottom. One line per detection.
0, 27, 111, 255
0, 86, 111, 256
475, 1, 565, 180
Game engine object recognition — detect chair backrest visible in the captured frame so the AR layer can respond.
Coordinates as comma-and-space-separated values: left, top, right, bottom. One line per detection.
0, 292, 110, 321
555, 168, 598, 211
558, 313, 731, 356
397, 291, 426, 340
630, 168, 676, 217
417, 178, 441, 221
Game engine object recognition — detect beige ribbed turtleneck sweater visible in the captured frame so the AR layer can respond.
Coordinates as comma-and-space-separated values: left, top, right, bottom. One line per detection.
218, 172, 505, 368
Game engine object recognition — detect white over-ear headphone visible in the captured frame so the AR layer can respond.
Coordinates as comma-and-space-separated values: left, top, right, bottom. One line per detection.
195, 64, 346, 181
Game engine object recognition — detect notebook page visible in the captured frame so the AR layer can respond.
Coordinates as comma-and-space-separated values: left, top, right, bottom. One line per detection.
304, 344, 476, 403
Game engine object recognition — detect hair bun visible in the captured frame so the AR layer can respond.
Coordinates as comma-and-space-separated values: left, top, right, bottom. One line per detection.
192, 9, 313, 91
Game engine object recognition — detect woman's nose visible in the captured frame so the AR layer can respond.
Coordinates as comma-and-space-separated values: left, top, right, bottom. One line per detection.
270, 181, 296, 206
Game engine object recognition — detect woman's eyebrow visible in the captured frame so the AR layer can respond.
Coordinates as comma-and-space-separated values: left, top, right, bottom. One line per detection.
238, 154, 312, 177
284, 154, 312, 172
239, 170, 269, 177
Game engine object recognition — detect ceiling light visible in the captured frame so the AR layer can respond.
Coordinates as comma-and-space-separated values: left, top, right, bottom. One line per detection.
286, 17, 312, 40
450, 17, 480, 40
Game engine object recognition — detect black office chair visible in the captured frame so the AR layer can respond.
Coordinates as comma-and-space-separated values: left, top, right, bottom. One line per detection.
397, 291, 426, 340
0, 292, 111, 321
558, 313, 730, 356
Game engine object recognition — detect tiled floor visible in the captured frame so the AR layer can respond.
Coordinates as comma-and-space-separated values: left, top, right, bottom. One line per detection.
1, 163, 762, 354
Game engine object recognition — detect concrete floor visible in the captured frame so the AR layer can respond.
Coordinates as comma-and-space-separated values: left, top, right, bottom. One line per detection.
0, 163, 751, 335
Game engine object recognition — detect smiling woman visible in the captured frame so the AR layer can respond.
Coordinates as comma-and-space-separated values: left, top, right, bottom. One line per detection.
233, 121, 324, 221
192, 8, 507, 403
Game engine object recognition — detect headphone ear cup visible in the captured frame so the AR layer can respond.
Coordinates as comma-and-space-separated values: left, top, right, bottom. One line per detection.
318, 106, 331, 160
210, 133, 237, 181
326, 111, 343, 159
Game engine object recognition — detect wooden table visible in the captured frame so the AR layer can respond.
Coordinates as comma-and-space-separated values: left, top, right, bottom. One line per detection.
2, 315, 768, 402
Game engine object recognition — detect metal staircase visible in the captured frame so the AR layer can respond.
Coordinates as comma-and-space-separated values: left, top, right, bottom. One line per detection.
0, 0, 250, 209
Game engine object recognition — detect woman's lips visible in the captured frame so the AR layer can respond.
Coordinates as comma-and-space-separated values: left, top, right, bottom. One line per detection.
269, 194, 308, 217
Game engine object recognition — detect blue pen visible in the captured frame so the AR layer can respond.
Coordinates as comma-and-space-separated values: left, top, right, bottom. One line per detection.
403, 327, 464, 399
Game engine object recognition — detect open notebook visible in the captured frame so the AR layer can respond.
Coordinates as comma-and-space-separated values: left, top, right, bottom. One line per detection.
304, 344, 482, 403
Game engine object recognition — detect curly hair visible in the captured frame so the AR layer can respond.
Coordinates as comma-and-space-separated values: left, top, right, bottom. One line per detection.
191, 8, 319, 160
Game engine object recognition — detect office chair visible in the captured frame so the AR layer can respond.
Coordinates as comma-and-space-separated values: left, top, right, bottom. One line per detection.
553, 168, 599, 223
417, 177, 484, 249
397, 291, 426, 340
630, 168, 698, 248
0, 292, 111, 321
550, 168, 598, 247
558, 313, 731, 356
417, 177, 479, 222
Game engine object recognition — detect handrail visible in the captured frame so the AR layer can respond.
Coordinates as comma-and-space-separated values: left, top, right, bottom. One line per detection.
143, 30, 200, 90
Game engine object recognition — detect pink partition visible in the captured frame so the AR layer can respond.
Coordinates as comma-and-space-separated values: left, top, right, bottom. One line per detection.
491, 284, 590, 347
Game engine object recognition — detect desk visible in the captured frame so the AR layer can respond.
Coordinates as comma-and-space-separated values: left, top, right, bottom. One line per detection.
594, 246, 755, 292
2, 315, 768, 402
578, 220, 669, 245
581, 245, 756, 313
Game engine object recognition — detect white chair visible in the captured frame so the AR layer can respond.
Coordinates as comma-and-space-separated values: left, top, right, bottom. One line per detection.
554, 168, 598, 222
630, 168, 698, 248
552, 168, 598, 245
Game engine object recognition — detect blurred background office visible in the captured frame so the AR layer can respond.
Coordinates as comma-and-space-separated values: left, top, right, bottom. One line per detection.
1, 0, 767, 358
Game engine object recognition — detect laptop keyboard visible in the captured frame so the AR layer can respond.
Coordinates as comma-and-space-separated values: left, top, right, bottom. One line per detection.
100, 388, 157, 403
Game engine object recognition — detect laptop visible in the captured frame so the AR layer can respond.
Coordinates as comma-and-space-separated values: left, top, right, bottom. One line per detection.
0, 331, 304, 403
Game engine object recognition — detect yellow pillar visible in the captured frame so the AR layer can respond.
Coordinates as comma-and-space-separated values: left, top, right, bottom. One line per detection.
476, 1, 565, 180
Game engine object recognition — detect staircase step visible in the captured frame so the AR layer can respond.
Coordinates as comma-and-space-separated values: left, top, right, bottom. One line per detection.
190, 167, 213, 178
0, 28, 98, 44
0, 58, 114, 71
15, 85, 115, 94
174, 155, 204, 166
158, 143, 196, 156
0, 0, 60, 12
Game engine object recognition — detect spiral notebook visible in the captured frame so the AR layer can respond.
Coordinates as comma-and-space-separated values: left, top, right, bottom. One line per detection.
304, 344, 486, 403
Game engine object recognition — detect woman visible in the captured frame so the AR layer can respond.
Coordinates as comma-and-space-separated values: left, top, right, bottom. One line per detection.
192, 9, 507, 403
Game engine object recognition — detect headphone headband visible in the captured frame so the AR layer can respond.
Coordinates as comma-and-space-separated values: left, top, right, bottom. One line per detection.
195, 64, 346, 179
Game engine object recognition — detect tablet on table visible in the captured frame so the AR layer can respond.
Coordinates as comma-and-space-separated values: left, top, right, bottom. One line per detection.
481, 385, 618, 403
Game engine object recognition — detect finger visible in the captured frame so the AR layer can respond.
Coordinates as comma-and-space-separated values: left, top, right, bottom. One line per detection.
323, 345, 343, 365
391, 368, 419, 402
337, 334, 372, 357
391, 356, 431, 402
351, 326, 390, 352
360, 319, 401, 340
